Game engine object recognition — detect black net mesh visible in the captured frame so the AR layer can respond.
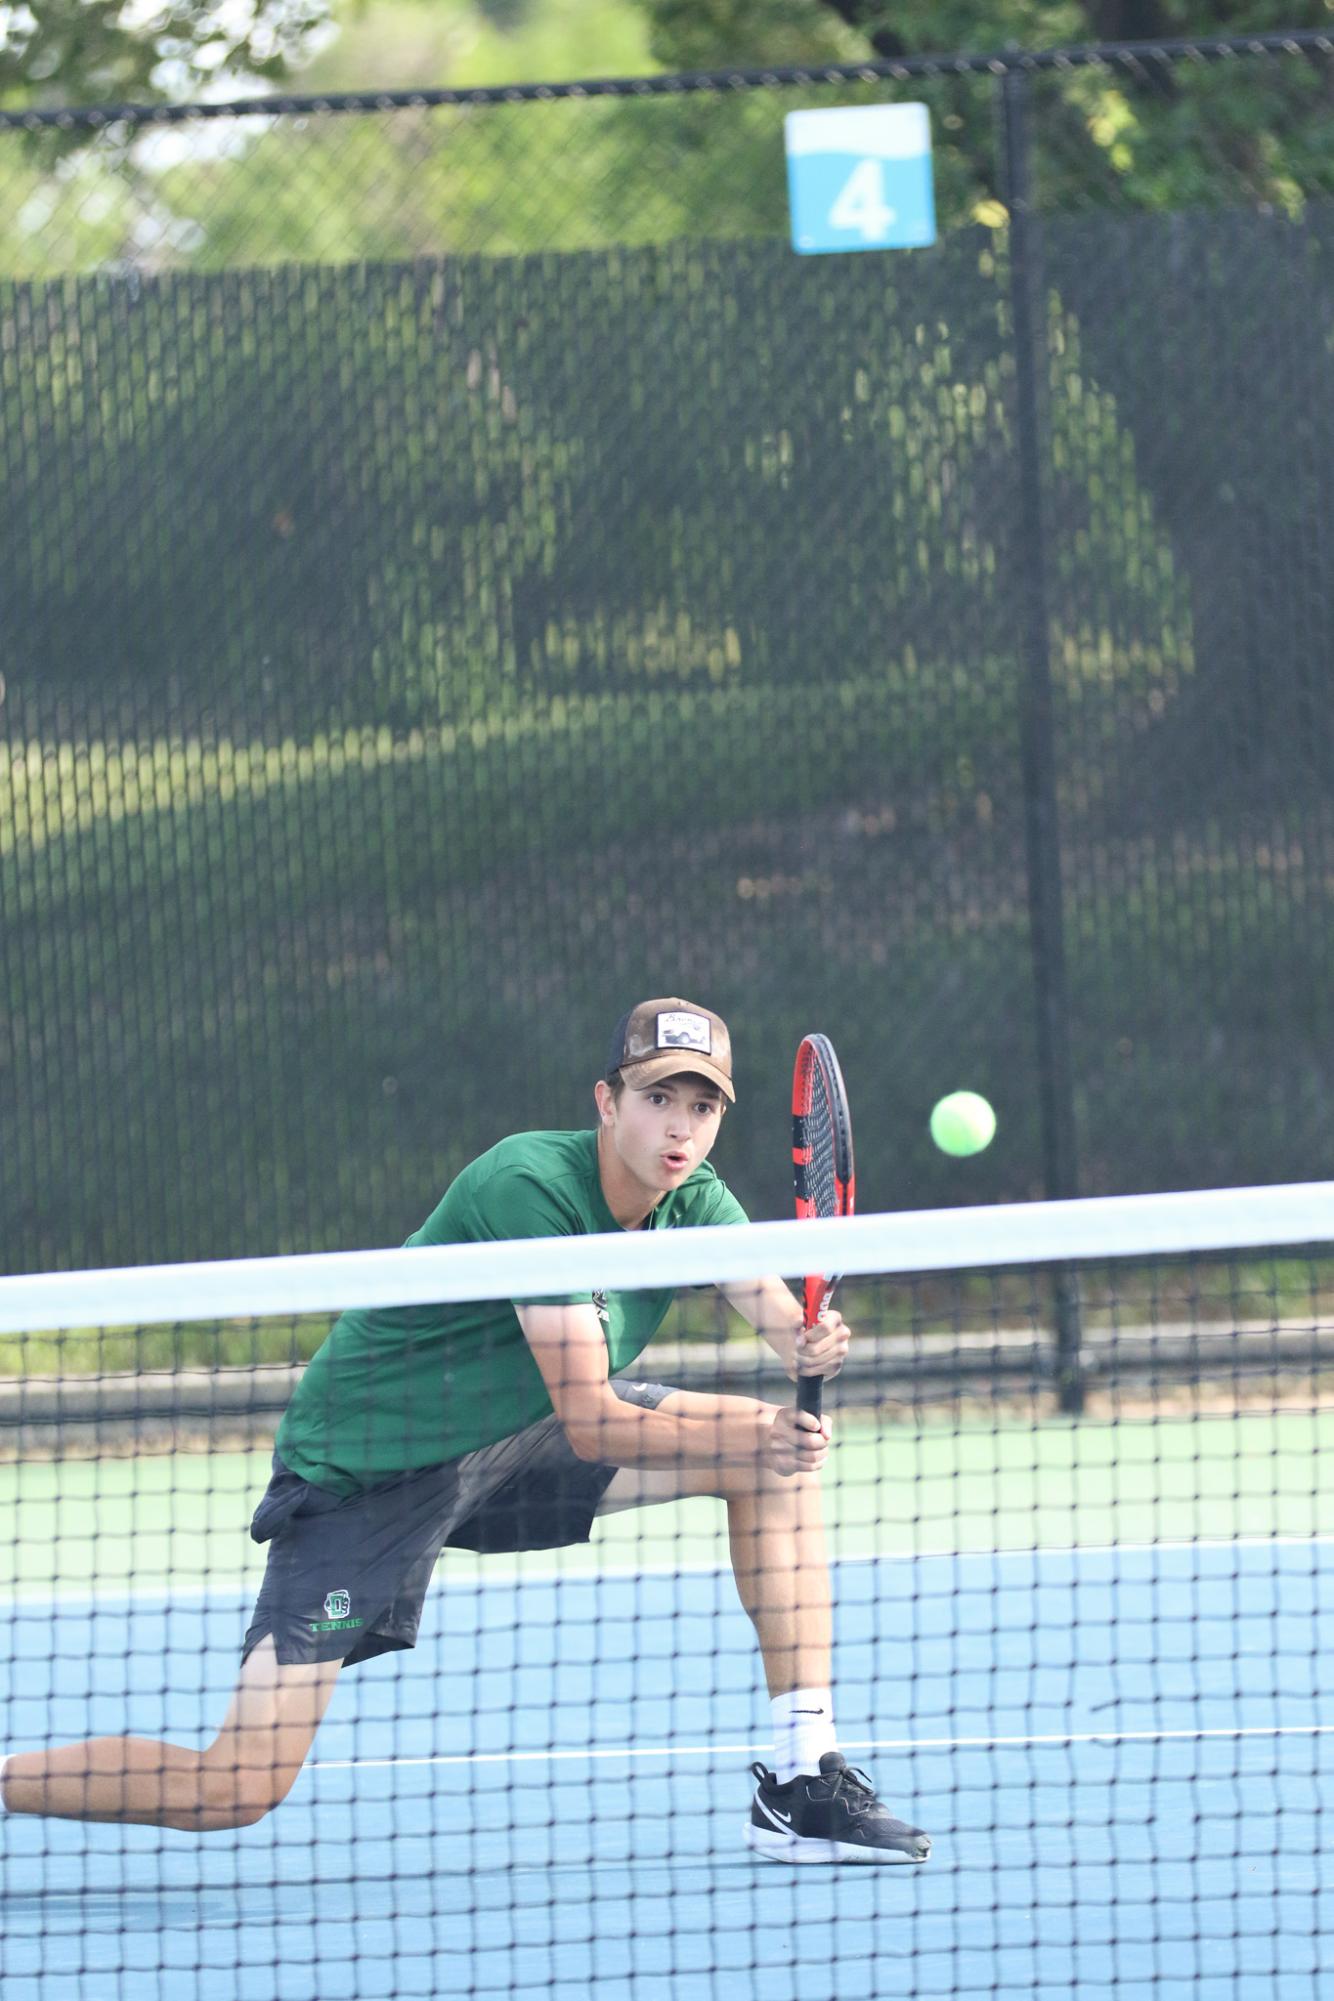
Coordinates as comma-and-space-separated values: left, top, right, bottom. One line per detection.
5, 43, 1333, 1270
2, 48, 1333, 1272
2, 1221, 1334, 1992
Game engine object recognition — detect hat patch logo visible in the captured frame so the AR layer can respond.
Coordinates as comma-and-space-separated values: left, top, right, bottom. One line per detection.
657, 1011, 711, 1053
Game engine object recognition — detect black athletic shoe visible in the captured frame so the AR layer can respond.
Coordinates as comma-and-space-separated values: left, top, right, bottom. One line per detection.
745, 1752, 932, 1865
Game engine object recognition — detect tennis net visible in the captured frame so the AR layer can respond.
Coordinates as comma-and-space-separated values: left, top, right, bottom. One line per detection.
2, 1183, 1333, 1998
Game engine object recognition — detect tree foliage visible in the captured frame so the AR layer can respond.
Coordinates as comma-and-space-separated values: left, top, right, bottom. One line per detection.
638, 0, 1334, 213
0, 0, 329, 110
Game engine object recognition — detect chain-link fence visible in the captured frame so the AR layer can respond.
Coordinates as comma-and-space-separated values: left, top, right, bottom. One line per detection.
3, 34, 1333, 1272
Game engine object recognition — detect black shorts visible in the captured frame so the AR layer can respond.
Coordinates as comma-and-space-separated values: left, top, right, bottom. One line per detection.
242, 1379, 674, 1667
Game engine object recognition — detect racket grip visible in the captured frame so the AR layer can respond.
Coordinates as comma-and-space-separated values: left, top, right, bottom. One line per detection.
797, 1371, 823, 1420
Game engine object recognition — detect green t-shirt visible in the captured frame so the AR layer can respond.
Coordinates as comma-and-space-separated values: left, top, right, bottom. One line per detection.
276, 1128, 748, 1493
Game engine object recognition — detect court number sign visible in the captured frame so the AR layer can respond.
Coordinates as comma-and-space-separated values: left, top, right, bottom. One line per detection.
785, 104, 936, 255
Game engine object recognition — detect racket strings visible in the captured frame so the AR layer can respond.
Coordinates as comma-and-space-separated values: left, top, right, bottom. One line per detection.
805, 1068, 841, 1221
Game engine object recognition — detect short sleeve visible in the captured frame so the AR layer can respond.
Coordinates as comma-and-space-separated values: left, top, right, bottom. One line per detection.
412, 1158, 595, 1307
472, 1165, 595, 1308
471, 1166, 582, 1243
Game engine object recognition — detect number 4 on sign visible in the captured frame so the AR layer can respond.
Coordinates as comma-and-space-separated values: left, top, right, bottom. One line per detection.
829, 159, 896, 242
785, 103, 935, 254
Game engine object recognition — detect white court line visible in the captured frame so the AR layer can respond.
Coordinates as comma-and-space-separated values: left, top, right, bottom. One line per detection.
6, 1531, 1334, 1611
311, 1722, 1334, 1772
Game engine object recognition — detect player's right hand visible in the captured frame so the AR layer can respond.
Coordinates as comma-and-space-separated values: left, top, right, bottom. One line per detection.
766, 1405, 831, 1477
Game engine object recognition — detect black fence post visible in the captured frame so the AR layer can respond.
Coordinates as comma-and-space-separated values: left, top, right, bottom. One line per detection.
996, 67, 1085, 1413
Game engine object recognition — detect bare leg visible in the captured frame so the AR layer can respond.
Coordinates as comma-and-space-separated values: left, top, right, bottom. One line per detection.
0, 1638, 341, 1832
595, 1391, 831, 1697
722, 1461, 830, 1697
599, 1424, 933, 1859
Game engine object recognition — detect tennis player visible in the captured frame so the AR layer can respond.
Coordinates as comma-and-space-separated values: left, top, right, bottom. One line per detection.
0, 998, 930, 1865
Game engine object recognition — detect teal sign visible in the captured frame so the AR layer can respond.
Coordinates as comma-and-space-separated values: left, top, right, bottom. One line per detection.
785, 103, 936, 255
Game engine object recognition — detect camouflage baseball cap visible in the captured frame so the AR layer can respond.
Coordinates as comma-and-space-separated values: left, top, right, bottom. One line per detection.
606, 998, 735, 1103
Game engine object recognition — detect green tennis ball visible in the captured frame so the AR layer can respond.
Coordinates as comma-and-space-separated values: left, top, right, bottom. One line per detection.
929, 1091, 996, 1157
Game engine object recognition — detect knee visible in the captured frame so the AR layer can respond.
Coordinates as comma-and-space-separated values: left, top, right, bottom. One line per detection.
223, 1790, 281, 1831
196, 1749, 302, 1831
202, 1801, 270, 1832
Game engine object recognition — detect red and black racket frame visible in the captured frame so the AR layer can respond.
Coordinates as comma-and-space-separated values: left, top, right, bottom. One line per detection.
791, 1033, 856, 1420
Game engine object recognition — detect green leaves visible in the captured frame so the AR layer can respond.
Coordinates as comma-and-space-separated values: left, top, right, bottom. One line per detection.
1, 0, 331, 112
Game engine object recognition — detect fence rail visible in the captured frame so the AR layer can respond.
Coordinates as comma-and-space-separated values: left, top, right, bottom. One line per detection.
4, 29, 1333, 129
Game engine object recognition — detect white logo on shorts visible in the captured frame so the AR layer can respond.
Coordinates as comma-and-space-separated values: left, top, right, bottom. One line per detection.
324, 1590, 351, 1620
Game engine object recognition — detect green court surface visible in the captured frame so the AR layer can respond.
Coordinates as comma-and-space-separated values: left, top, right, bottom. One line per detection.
4, 1404, 1331, 1599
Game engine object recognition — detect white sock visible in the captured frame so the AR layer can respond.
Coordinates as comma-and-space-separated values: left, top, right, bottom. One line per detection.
771, 1689, 836, 1782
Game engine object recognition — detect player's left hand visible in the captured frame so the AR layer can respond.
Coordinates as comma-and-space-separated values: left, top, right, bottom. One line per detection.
792, 1308, 850, 1382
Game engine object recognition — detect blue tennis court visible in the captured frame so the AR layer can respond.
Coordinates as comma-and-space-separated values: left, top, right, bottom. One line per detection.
3, 1536, 1332, 1999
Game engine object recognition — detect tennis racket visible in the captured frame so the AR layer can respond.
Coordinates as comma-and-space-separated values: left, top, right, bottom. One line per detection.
791, 1033, 855, 1420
